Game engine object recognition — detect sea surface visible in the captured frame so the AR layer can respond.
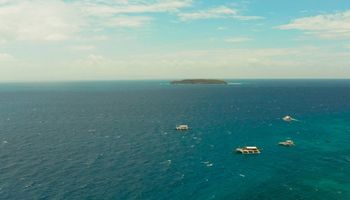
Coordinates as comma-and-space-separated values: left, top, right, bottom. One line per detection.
1, 80, 350, 200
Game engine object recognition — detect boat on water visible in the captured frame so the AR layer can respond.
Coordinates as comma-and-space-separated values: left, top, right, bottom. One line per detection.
235, 146, 261, 154
176, 125, 189, 131
283, 115, 293, 122
279, 140, 295, 147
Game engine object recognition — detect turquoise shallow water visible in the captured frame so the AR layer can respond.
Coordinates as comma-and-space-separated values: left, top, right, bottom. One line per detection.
0, 80, 350, 199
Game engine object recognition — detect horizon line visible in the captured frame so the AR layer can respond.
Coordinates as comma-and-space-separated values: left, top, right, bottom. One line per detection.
0, 78, 350, 84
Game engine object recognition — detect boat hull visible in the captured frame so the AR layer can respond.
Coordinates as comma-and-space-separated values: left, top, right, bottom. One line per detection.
235, 148, 261, 154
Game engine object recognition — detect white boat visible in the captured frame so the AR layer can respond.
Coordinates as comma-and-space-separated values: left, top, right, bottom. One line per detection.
235, 146, 261, 154
283, 115, 293, 122
176, 125, 189, 130
278, 140, 295, 147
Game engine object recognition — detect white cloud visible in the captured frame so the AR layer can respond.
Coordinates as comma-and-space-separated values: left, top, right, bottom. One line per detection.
279, 10, 350, 39
178, 6, 263, 21
0, 0, 10, 5
0, 0, 192, 42
87, 54, 105, 62
0, 1, 83, 41
225, 37, 253, 43
76, 0, 192, 29
77, 35, 109, 42
78, 0, 192, 16
0, 53, 13, 61
232, 15, 264, 20
0, 0, 261, 43
178, 6, 236, 21
80, 54, 109, 66
105, 16, 152, 28
58, 46, 349, 80
70, 45, 95, 51
2, 46, 350, 81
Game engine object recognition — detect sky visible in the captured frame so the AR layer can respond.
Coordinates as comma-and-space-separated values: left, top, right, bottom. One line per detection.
0, 0, 350, 81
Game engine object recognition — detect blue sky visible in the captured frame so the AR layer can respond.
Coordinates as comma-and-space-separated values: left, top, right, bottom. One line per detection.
0, 0, 350, 81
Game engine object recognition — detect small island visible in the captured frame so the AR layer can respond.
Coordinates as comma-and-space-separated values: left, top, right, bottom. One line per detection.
171, 79, 228, 85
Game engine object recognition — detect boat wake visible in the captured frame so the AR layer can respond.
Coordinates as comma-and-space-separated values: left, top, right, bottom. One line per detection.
201, 161, 214, 167
227, 82, 242, 85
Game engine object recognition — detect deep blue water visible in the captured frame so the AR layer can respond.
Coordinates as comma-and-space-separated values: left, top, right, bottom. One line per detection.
1, 80, 350, 200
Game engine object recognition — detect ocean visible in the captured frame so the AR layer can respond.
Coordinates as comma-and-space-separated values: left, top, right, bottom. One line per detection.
0, 80, 350, 200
